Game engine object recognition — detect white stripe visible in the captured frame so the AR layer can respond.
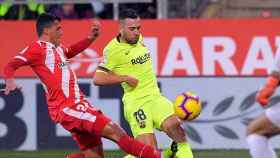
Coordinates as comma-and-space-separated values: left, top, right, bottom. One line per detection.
56, 47, 65, 60
58, 46, 81, 103
41, 82, 48, 94
14, 56, 27, 62
57, 51, 70, 98
139, 145, 147, 158
61, 67, 70, 97
63, 107, 96, 122
57, 47, 64, 56
61, 69, 70, 97
36, 41, 42, 46
19, 47, 28, 54
45, 47, 55, 73
73, 72, 81, 104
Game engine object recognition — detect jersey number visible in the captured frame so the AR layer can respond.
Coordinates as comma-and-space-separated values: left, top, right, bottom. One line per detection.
133, 109, 147, 123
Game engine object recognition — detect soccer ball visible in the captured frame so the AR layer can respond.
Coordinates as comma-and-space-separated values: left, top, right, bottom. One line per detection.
173, 92, 201, 121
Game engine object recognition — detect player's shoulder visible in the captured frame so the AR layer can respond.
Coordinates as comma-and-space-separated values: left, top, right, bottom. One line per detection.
28, 41, 42, 49
103, 37, 120, 54
105, 38, 119, 49
19, 41, 43, 54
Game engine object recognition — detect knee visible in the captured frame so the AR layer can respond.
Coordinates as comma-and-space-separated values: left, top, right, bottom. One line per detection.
246, 121, 265, 136
246, 122, 256, 136
102, 122, 126, 141
161, 115, 181, 132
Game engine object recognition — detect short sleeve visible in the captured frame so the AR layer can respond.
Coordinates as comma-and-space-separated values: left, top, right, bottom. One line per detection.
14, 43, 41, 65
98, 48, 117, 71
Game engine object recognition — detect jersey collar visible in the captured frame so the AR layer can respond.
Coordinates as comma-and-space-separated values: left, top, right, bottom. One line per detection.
38, 40, 56, 48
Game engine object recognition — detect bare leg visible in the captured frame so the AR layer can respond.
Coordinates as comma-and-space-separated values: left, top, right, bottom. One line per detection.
136, 133, 158, 148
161, 115, 193, 158
246, 114, 280, 158
161, 115, 186, 143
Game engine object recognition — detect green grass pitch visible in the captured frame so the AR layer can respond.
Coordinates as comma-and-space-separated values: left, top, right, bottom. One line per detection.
1, 149, 276, 158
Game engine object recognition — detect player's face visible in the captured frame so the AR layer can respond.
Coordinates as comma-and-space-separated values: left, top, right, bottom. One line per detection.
47, 20, 62, 46
121, 18, 141, 44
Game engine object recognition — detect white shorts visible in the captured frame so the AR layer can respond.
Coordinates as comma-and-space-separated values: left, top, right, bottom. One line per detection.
265, 104, 280, 127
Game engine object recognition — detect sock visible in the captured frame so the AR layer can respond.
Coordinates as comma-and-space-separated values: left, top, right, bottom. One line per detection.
176, 142, 193, 158
66, 153, 85, 158
163, 141, 178, 158
247, 134, 277, 158
117, 134, 161, 158
163, 148, 172, 158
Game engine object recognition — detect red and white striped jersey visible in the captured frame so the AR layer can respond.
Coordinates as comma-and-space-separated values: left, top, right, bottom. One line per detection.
15, 41, 86, 122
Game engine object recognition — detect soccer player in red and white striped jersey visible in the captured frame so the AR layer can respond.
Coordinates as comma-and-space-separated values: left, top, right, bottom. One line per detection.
3, 13, 162, 158
247, 38, 280, 158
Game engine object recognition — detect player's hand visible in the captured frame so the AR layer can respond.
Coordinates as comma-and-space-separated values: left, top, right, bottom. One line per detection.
256, 86, 275, 107
4, 78, 21, 95
124, 75, 138, 88
88, 19, 101, 41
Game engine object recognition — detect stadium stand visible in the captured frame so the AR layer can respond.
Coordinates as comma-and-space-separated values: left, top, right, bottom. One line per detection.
2, 0, 280, 20
158, 0, 208, 18
0, 0, 156, 20
201, 0, 280, 18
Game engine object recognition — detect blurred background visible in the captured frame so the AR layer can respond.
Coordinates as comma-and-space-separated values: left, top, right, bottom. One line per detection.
1, 0, 280, 20
1, 0, 280, 158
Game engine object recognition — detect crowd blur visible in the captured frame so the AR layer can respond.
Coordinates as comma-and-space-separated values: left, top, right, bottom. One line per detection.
1, 0, 277, 20
0, 0, 157, 20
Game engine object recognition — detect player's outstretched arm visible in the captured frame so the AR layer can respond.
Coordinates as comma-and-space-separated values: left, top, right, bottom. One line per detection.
256, 74, 279, 107
3, 58, 25, 95
93, 67, 138, 87
64, 20, 100, 59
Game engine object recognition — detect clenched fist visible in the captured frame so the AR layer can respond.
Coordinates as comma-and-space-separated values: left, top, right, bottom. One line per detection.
256, 86, 275, 107
256, 76, 279, 107
88, 19, 101, 41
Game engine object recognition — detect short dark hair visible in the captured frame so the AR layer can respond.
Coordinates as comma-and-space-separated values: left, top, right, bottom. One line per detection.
36, 13, 61, 37
119, 8, 139, 20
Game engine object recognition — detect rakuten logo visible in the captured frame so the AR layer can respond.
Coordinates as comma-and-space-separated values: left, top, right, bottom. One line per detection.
143, 36, 280, 76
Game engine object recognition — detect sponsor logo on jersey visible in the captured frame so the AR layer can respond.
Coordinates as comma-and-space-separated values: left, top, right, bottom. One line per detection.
131, 53, 151, 65
58, 61, 69, 69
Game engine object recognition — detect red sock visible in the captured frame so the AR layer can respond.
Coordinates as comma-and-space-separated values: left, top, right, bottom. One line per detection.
66, 153, 85, 158
117, 134, 161, 158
